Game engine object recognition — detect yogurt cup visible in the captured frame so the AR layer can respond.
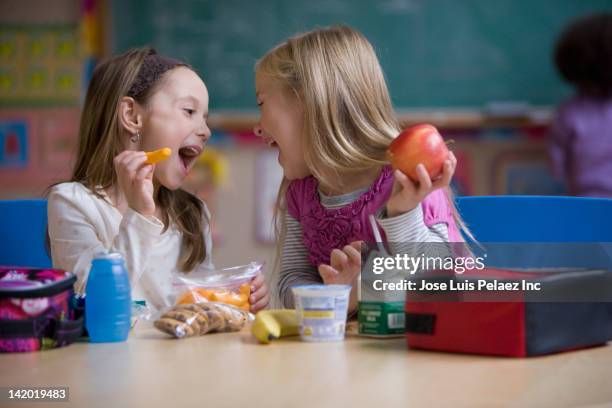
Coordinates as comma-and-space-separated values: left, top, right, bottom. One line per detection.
291, 284, 351, 342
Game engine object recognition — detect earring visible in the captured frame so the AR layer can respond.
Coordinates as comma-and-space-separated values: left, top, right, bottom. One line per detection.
130, 130, 141, 144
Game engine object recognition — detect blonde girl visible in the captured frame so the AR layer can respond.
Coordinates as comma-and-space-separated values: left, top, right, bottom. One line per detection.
254, 26, 460, 312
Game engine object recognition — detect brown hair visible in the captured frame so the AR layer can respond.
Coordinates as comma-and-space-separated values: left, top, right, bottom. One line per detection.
57, 47, 207, 271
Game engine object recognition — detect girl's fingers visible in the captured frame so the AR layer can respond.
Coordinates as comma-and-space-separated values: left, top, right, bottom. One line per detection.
113, 150, 134, 165
250, 291, 270, 313
318, 264, 338, 282
330, 248, 348, 271
343, 244, 361, 266
432, 160, 454, 190
135, 163, 154, 182
250, 271, 265, 292
431, 156, 452, 182
144, 163, 156, 180
115, 151, 145, 181
448, 151, 457, 169
249, 281, 268, 304
394, 169, 416, 194
349, 240, 363, 252
415, 163, 432, 194
118, 150, 140, 164
124, 152, 148, 175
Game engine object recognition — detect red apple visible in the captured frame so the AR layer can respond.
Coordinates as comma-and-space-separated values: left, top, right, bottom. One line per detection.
387, 124, 449, 181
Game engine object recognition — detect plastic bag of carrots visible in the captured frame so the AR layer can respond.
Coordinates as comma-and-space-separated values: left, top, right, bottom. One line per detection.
172, 262, 263, 312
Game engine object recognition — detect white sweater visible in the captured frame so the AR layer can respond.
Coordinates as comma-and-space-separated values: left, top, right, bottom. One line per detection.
47, 182, 213, 310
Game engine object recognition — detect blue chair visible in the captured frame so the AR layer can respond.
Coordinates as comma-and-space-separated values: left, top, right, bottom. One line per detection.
0, 199, 52, 268
456, 196, 612, 269
456, 196, 612, 242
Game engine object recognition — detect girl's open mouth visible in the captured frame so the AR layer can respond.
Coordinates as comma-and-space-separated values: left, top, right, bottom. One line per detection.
178, 145, 202, 171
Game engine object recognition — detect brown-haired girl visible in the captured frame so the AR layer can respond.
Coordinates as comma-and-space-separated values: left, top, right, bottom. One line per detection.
48, 47, 269, 311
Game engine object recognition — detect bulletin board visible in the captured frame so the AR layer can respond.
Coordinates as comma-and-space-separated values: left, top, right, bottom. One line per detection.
0, 108, 80, 197
0, 24, 84, 106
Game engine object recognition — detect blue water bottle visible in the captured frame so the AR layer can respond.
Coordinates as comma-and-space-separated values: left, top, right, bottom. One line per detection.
85, 252, 131, 342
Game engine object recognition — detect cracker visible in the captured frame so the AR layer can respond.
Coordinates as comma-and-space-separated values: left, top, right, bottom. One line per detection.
154, 317, 194, 338
163, 309, 201, 334
174, 304, 210, 334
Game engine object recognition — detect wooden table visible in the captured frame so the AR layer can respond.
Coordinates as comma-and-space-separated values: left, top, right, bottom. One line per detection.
1, 324, 611, 408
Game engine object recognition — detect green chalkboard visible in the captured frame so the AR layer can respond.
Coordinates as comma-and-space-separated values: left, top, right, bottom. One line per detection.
112, 0, 612, 110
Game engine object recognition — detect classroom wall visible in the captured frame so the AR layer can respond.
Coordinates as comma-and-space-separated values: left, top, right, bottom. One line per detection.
0, 0, 277, 271
0, 0, 596, 276
212, 147, 276, 269
1, 0, 80, 23
0, 0, 81, 200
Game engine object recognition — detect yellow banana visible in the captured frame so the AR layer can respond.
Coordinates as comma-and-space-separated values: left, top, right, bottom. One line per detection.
251, 309, 299, 344
145, 148, 172, 164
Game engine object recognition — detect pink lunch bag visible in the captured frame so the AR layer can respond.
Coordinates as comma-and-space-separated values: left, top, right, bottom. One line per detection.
0, 266, 83, 352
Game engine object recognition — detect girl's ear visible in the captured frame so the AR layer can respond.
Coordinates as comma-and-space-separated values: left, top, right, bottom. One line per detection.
118, 96, 144, 135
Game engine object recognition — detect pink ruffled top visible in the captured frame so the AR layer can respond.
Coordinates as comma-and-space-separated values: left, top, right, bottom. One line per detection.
286, 166, 462, 267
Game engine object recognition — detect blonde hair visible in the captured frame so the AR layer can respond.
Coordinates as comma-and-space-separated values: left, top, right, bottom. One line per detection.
257, 25, 399, 184
256, 26, 401, 297
256, 26, 470, 297
56, 47, 207, 271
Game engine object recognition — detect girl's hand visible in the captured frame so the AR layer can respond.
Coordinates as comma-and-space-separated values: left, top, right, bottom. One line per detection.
114, 150, 156, 217
318, 241, 362, 313
249, 270, 270, 313
386, 151, 457, 218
